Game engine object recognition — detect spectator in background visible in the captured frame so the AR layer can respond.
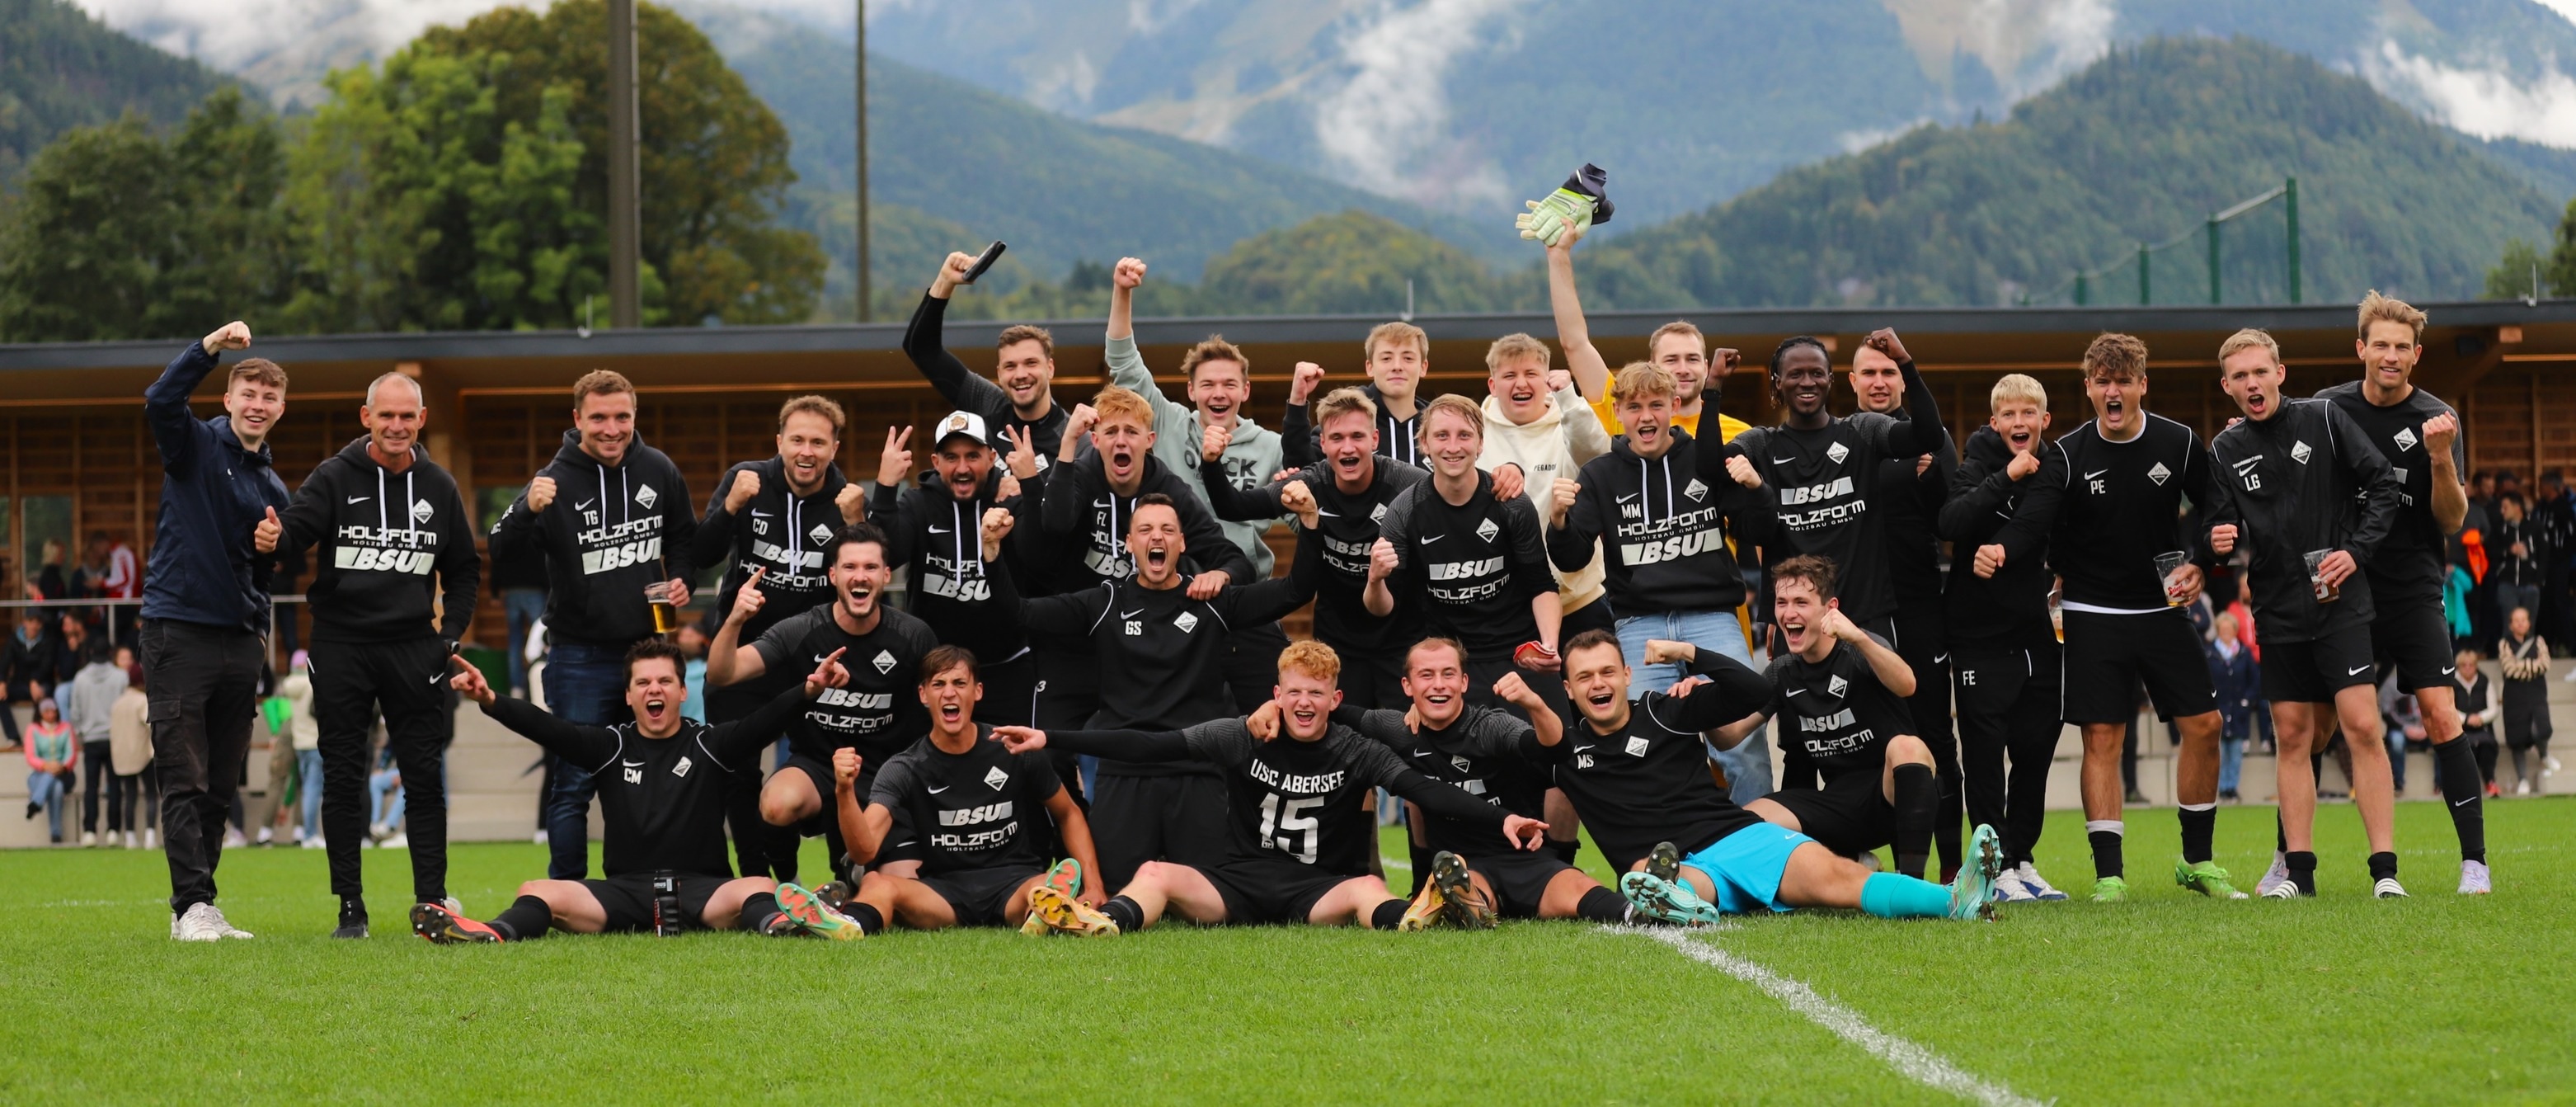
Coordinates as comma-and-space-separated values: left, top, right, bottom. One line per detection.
2209, 610, 2259, 802
2452, 648, 2501, 799
368, 740, 407, 849
22, 697, 76, 843
2494, 497, 2547, 632
247, 667, 298, 845
110, 659, 153, 848
68, 641, 129, 846
2378, 676, 2423, 794
33, 539, 70, 626
276, 652, 322, 847
491, 521, 549, 701
676, 622, 709, 723
71, 534, 111, 635
2499, 606, 2554, 794
2225, 571, 2275, 754
102, 532, 139, 646
2534, 471, 2576, 644
4, 610, 57, 750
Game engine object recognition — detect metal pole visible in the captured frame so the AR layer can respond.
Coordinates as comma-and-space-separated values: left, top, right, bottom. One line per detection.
2206, 216, 2221, 305
2284, 177, 2301, 305
2138, 244, 2150, 306
607, 0, 642, 328
854, 0, 872, 323
2075, 272, 2089, 307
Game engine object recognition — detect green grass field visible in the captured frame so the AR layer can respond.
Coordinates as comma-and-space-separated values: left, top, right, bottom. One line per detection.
5, 800, 2573, 1104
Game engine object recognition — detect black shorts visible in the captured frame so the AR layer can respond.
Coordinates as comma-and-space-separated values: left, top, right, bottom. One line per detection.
2371, 599, 2455, 692
1201, 856, 1362, 926
2060, 607, 2218, 723
1761, 769, 1892, 858
914, 864, 1043, 927
1464, 850, 1582, 918
2260, 625, 2377, 704
582, 872, 727, 933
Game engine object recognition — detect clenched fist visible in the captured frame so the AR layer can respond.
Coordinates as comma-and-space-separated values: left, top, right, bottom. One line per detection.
527, 475, 558, 513
725, 469, 762, 514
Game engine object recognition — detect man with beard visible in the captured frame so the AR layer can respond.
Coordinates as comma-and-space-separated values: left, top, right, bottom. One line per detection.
870, 412, 1034, 726
707, 524, 938, 885
690, 396, 865, 880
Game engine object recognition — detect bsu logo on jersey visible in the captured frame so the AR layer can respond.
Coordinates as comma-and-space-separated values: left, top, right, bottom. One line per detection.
1777, 476, 1855, 506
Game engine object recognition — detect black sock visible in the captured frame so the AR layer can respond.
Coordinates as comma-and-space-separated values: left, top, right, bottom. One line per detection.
1576, 885, 1630, 923
1407, 841, 1434, 897
1369, 898, 1408, 930
1102, 894, 1143, 934
2286, 850, 2317, 895
2087, 821, 2125, 880
340, 897, 368, 922
1934, 763, 1963, 877
740, 891, 785, 935
849, 902, 886, 935
2368, 850, 2399, 882
1547, 837, 1582, 865
490, 894, 552, 941
2433, 739, 2487, 863
2274, 812, 2287, 855
2178, 805, 2216, 864
1891, 763, 1934, 879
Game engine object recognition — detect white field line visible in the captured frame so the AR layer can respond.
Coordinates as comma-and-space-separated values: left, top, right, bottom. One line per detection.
1612, 925, 2045, 1107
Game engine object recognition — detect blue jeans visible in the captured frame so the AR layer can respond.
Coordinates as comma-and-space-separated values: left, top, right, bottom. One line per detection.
27, 770, 68, 838
369, 767, 406, 828
1617, 608, 1771, 803
542, 639, 634, 879
297, 748, 323, 835
2219, 737, 2245, 794
504, 589, 547, 695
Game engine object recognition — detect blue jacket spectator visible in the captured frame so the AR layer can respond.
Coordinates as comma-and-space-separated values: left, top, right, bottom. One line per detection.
143, 342, 290, 634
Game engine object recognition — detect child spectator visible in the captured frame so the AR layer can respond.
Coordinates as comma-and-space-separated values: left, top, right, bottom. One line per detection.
2207, 610, 2259, 801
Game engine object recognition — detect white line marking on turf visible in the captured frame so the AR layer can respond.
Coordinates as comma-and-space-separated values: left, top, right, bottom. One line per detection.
1613, 926, 2043, 1107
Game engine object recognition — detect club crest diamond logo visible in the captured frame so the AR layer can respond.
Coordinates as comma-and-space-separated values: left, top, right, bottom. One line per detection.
1173, 611, 1200, 634
1452, 754, 1473, 774
809, 523, 833, 545
1827, 674, 1849, 698
2147, 462, 2171, 486
872, 649, 897, 674
633, 483, 658, 509
1370, 502, 1389, 523
984, 766, 1010, 791
2393, 427, 2418, 451
2291, 440, 2313, 464
1826, 442, 1850, 464
411, 500, 434, 523
1683, 478, 1709, 502
1475, 518, 1500, 542
1624, 736, 1650, 757
672, 756, 692, 778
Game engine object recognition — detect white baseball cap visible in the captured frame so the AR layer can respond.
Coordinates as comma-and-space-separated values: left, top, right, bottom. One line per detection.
932, 410, 990, 448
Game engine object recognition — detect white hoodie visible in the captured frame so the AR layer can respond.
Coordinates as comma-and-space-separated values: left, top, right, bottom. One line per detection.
1480, 385, 1612, 615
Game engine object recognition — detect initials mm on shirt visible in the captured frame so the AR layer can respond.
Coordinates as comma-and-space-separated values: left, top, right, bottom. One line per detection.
581, 535, 663, 575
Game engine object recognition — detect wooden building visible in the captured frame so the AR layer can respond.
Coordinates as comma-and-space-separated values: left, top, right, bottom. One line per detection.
6, 298, 2573, 649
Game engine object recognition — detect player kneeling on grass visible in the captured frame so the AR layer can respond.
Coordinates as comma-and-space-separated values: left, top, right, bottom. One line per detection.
995, 641, 1547, 935
821, 645, 1104, 935
1254, 637, 1629, 926
1544, 629, 1996, 924
413, 643, 867, 942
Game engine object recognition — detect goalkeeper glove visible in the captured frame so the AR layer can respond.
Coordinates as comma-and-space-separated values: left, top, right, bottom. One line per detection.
1513, 163, 1614, 247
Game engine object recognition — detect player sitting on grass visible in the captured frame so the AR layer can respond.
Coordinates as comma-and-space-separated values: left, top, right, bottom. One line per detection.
1712, 556, 1945, 881
995, 642, 1548, 934
1543, 629, 1995, 924
820, 645, 1103, 935
414, 643, 866, 942
1254, 636, 1629, 926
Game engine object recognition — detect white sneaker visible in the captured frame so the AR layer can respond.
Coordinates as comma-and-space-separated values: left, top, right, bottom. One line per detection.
82, 831, 96, 846
2548, 756, 2563, 775
358, 836, 375, 849
2015, 862, 2070, 901
301, 836, 326, 850
2459, 860, 2492, 895
378, 831, 408, 850
123, 831, 137, 849
533, 830, 548, 846
143, 828, 156, 849
1991, 866, 2037, 902
222, 828, 247, 849
442, 896, 464, 916
256, 827, 272, 845
174, 902, 253, 941
2261, 880, 2301, 899
2374, 876, 2409, 899
2255, 851, 2292, 897
2517, 780, 2534, 796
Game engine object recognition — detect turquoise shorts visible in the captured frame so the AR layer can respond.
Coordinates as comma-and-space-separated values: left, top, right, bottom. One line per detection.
1682, 824, 1815, 914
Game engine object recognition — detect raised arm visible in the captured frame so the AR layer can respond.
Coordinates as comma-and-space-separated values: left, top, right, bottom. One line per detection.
1544, 232, 1614, 405
146, 327, 244, 472
843, 750, 900, 864
705, 567, 773, 686
990, 725, 1196, 764
902, 252, 1010, 414
477, 694, 621, 770
2425, 409, 2468, 536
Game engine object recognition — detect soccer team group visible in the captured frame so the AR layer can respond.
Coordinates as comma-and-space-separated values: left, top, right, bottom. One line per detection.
134, 181, 2493, 945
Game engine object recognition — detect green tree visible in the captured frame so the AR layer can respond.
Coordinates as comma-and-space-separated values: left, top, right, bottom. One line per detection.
1194, 210, 1514, 315
2485, 238, 2549, 299
0, 87, 287, 342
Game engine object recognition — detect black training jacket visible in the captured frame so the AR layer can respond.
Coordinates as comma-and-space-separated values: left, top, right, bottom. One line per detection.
490, 430, 697, 648
689, 455, 853, 644
2206, 398, 2400, 642
1937, 427, 2056, 652
277, 437, 481, 643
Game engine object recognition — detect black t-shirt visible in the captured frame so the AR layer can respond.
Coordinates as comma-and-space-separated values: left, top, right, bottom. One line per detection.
1347, 705, 1549, 858
1763, 635, 1916, 780
1872, 424, 1954, 608
869, 727, 1063, 875
1051, 718, 1509, 877
1535, 648, 1771, 873
1206, 456, 1429, 655
1377, 473, 1554, 655
749, 604, 940, 765
1995, 414, 2219, 612
482, 687, 801, 878
1724, 413, 1911, 624
2315, 381, 2461, 606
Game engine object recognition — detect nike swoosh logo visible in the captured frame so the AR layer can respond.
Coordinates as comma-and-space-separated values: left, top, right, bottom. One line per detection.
1120, 610, 1145, 619
575, 499, 597, 511
1420, 534, 1445, 544
2348, 665, 2371, 676
1774, 456, 1798, 465
428, 672, 447, 685
2442, 667, 2457, 675
346, 496, 369, 504
927, 784, 948, 794
928, 526, 950, 534
1787, 688, 1807, 696
813, 654, 832, 664
1413, 749, 1433, 757
1616, 492, 1640, 503
622, 761, 644, 768
2454, 796, 2476, 808
750, 509, 772, 517
1932, 653, 1948, 664
2084, 469, 2108, 480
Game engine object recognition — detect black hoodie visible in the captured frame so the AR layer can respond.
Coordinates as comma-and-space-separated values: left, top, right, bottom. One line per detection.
689, 455, 852, 644
872, 465, 1031, 665
491, 429, 697, 648
1551, 428, 1753, 615
277, 436, 480, 643
1036, 450, 1253, 596
1937, 427, 2056, 652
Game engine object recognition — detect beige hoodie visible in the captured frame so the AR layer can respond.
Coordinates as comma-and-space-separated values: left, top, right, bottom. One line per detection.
1480, 386, 1612, 615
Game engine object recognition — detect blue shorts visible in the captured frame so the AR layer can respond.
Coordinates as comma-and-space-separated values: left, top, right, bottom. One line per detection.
1681, 824, 1815, 914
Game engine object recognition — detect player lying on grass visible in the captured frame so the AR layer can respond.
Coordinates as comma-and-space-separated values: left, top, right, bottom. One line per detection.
412, 642, 866, 942
820, 645, 1102, 935
995, 641, 1548, 934
1543, 629, 1995, 924
1243, 636, 1629, 926
1708, 555, 1945, 880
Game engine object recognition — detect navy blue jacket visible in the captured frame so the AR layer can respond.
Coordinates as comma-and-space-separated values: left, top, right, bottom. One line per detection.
2207, 639, 2260, 737
141, 342, 290, 634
